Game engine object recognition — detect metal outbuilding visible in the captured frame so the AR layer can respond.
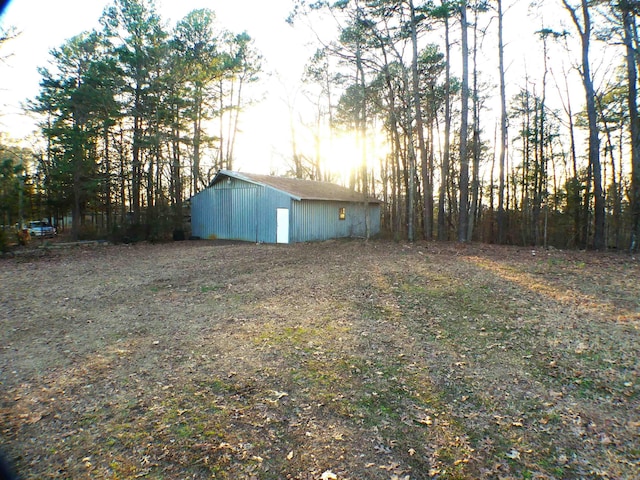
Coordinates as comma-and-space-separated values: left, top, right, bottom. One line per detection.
191, 170, 382, 243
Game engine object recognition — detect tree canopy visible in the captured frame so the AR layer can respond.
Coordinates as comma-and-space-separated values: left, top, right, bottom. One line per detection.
16, 0, 260, 241
3, 0, 640, 250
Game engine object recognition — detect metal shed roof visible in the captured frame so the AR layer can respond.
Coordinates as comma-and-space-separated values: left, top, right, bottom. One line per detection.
211, 170, 382, 204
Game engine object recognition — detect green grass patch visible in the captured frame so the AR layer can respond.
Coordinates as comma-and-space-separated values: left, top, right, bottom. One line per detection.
200, 284, 225, 293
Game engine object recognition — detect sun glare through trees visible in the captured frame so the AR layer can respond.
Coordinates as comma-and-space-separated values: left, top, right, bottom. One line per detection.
0, 0, 639, 250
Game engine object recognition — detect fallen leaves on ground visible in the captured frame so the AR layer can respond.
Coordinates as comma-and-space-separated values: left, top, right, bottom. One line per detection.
1, 240, 638, 479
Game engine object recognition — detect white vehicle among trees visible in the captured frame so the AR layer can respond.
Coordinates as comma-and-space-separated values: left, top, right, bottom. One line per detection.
26, 221, 56, 238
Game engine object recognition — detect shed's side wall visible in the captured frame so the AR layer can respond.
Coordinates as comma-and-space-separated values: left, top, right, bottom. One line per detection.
369, 203, 382, 236
291, 200, 381, 242
190, 188, 214, 239
191, 178, 292, 242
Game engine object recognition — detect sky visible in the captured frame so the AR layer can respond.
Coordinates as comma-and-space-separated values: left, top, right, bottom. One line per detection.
0, 0, 597, 179
0, 0, 321, 174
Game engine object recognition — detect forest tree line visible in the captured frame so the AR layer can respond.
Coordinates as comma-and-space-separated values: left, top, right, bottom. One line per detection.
1, 0, 639, 250
1, 0, 260, 241
289, 0, 640, 250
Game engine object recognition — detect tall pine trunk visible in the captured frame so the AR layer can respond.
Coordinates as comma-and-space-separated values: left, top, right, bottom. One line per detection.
563, 0, 605, 249
192, 84, 203, 194
622, 5, 640, 251
468, 3, 482, 241
458, 0, 470, 242
409, 0, 432, 240
171, 101, 183, 232
497, 0, 507, 244
132, 85, 143, 224
103, 123, 111, 232
355, 40, 370, 240
438, 13, 452, 241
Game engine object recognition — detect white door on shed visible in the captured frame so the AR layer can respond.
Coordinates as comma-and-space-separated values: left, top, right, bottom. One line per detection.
276, 208, 289, 244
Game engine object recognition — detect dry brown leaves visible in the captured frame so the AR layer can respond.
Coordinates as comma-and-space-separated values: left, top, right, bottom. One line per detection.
1, 240, 638, 479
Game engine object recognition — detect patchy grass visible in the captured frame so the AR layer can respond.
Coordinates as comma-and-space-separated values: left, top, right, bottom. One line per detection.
1, 240, 638, 479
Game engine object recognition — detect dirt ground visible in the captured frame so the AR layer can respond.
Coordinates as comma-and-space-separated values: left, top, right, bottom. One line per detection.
1, 240, 638, 479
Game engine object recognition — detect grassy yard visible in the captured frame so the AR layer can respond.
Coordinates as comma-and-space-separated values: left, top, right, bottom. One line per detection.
1, 240, 638, 479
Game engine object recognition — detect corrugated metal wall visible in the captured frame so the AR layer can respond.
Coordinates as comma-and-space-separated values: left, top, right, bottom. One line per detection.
190, 188, 215, 239
291, 200, 380, 242
191, 179, 258, 241
256, 186, 292, 243
191, 178, 292, 242
191, 177, 381, 243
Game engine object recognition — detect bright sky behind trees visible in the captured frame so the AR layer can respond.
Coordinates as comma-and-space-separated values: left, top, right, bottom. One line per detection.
1, 0, 637, 249
0, 0, 585, 177
0, 0, 592, 173
1, 0, 590, 172
0, 0, 319, 174
0, 1, 620, 175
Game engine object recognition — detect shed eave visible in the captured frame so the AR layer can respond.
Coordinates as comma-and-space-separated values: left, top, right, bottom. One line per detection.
211, 169, 382, 204
211, 170, 302, 201
210, 170, 262, 188
298, 196, 382, 204
264, 185, 301, 201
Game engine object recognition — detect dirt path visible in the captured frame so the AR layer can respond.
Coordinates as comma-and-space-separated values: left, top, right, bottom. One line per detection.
1, 240, 638, 479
